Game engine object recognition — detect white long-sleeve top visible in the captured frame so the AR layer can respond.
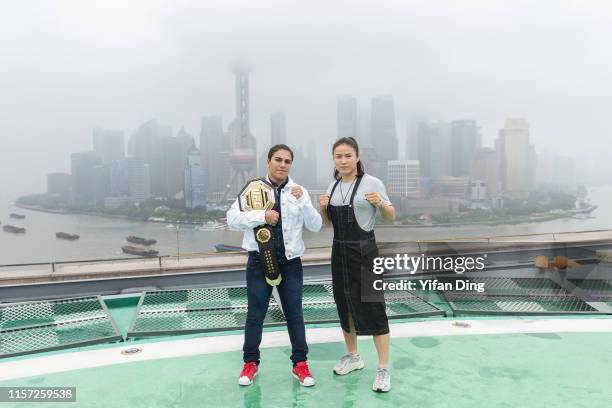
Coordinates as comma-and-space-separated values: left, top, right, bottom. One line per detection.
226, 177, 322, 260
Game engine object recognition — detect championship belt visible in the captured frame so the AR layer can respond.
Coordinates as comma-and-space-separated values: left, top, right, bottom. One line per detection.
239, 178, 282, 286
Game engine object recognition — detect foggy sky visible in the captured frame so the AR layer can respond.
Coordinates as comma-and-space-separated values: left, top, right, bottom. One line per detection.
1, 0, 612, 199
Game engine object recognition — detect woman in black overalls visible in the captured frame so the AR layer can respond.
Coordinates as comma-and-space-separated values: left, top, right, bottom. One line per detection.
319, 137, 396, 392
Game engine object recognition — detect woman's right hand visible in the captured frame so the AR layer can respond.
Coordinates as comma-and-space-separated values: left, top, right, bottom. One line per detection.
319, 194, 330, 209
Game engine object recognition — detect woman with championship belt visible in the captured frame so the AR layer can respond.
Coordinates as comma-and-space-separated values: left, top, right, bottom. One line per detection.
227, 144, 322, 387
319, 137, 396, 393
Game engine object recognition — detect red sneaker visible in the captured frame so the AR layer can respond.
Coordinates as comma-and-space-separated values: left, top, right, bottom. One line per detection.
238, 362, 259, 386
292, 361, 315, 387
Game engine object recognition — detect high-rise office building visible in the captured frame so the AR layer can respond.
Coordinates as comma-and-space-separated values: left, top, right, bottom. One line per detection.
270, 112, 287, 145
200, 115, 230, 200
165, 128, 195, 199
127, 158, 151, 201
289, 140, 318, 190
417, 121, 452, 179
451, 120, 481, 177
292, 146, 306, 187
370, 96, 398, 182
430, 122, 452, 179
360, 145, 384, 182
175, 128, 195, 160
92, 165, 111, 204
469, 147, 501, 199
260, 112, 287, 178
110, 159, 130, 197
337, 95, 357, 140
497, 118, 532, 199
185, 145, 207, 209
93, 128, 125, 165
258, 149, 268, 179
387, 160, 420, 197
70, 152, 102, 204
128, 119, 172, 197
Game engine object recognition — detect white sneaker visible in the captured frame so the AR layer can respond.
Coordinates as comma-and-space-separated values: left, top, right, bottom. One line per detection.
372, 368, 391, 392
333, 353, 365, 375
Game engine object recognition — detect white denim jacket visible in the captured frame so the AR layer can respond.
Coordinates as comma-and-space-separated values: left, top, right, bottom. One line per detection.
226, 177, 322, 259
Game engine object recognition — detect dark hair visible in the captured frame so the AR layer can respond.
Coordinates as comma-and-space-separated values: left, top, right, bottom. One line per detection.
332, 137, 365, 180
267, 144, 294, 161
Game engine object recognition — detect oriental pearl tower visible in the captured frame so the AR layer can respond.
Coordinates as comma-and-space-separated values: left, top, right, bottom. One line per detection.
224, 68, 257, 199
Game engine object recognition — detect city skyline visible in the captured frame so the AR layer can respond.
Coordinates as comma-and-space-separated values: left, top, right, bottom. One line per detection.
37, 108, 579, 207
2, 0, 612, 198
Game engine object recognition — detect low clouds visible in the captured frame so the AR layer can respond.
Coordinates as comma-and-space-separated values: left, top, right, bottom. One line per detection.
1, 0, 611, 197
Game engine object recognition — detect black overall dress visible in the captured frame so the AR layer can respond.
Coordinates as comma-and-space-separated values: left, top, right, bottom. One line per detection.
327, 175, 389, 336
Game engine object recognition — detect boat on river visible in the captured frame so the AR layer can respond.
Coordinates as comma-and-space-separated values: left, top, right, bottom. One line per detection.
3, 224, 26, 233
121, 245, 159, 257
126, 236, 157, 246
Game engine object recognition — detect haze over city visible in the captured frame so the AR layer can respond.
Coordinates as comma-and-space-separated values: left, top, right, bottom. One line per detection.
2, 0, 612, 199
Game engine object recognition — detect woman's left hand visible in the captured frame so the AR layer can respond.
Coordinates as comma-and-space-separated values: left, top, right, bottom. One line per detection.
291, 186, 303, 199
365, 192, 384, 208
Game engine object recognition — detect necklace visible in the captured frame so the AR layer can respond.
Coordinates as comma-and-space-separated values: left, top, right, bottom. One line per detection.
339, 178, 357, 204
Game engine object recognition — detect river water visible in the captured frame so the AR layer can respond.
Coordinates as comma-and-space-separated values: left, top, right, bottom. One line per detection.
1, 185, 611, 265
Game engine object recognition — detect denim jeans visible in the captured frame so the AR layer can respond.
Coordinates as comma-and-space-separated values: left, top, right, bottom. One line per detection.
243, 252, 308, 365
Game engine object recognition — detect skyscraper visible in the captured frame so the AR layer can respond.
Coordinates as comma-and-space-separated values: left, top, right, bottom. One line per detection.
497, 118, 532, 199
70, 152, 102, 204
417, 121, 452, 179
360, 145, 384, 182
387, 160, 420, 197
91, 164, 111, 204
93, 128, 125, 165
128, 119, 172, 197
337, 95, 357, 140
430, 122, 452, 179
259, 112, 288, 177
451, 120, 481, 177
127, 158, 151, 202
270, 112, 287, 145
200, 115, 230, 201
165, 128, 195, 199
370, 96, 398, 181
290, 140, 318, 190
469, 147, 501, 199
110, 159, 130, 197
185, 145, 207, 209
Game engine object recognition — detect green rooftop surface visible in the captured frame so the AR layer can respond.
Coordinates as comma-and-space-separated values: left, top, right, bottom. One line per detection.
2, 331, 612, 407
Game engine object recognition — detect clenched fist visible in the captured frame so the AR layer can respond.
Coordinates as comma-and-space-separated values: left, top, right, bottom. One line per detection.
265, 210, 279, 226
365, 192, 384, 208
319, 194, 330, 209
291, 186, 303, 199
